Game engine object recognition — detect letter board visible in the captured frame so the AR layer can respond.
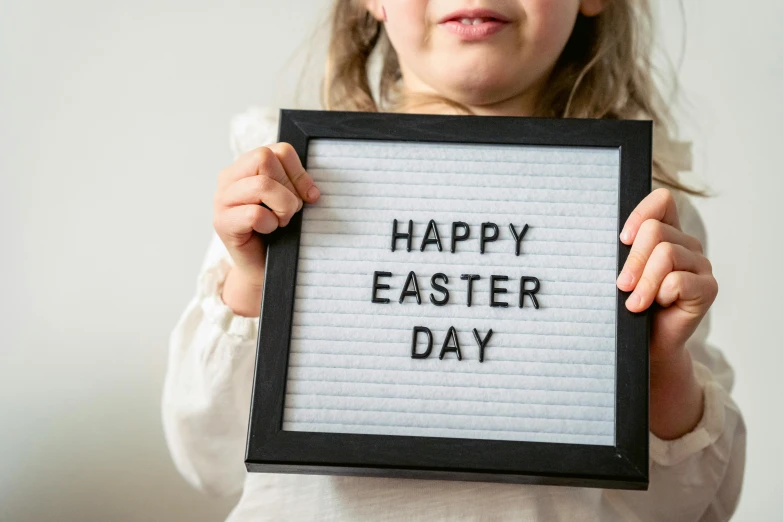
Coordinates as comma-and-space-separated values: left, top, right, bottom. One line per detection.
246, 110, 652, 490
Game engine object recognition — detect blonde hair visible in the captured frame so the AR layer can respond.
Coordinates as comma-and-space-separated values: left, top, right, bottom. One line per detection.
322, 0, 703, 195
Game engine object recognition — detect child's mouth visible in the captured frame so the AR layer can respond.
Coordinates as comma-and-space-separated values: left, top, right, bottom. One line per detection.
439, 10, 511, 41
455, 17, 496, 25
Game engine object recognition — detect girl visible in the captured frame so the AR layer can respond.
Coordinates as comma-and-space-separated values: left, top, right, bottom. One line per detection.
163, 1, 746, 520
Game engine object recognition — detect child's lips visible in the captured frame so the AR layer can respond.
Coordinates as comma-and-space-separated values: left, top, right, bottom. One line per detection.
440, 19, 509, 41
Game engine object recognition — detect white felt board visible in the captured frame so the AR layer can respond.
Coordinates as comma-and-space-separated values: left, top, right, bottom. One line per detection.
282, 139, 619, 446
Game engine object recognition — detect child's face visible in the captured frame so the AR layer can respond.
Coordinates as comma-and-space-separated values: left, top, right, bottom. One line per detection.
365, 0, 606, 113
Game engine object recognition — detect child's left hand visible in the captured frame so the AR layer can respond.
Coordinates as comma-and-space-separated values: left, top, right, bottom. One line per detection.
616, 188, 719, 439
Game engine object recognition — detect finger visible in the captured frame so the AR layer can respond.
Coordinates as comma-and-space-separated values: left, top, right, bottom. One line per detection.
219, 175, 302, 226
215, 204, 279, 240
267, 142, 320, 203
656, 271, 718, 311
625, 242, 712, 312
218, 146, 291, 194
620, 188, 681, 245
616, 219, 704, 292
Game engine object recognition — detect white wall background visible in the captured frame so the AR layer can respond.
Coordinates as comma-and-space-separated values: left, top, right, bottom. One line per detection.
0, 1, 780, 520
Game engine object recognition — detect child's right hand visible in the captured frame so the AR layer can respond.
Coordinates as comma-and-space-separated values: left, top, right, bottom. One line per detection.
213, 144, 320, 316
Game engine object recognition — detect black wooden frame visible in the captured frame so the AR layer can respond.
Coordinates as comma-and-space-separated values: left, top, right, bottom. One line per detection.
246, 109, 652, 490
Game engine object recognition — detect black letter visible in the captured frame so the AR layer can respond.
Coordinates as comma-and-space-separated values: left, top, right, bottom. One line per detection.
450, 221, 470, 253
490, 275, 509, 307
399, 271, 422, 304
371, 271, 392, 303
420, 219, 443, 252
411, 326, 433, 359
472, 328, 493, 363
429, 273, 449, 306
460, 274, 480, 307
508, 223, 529, 256
391, 219, 413, 252
519, 276, 541, 309
480, 222, 499, 254
439, 326, 462, 360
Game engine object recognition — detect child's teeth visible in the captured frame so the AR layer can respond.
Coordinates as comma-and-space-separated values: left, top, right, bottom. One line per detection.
458, 18, 487, 25
472, 18, 482, 25
460, 18, 472, 24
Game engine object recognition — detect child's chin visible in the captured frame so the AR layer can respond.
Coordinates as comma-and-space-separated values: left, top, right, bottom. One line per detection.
434, 68, 527, 105
444, 81, 526, 108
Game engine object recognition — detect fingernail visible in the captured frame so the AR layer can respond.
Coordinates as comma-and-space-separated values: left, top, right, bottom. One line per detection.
620, 228, 631, 243
627, 292, 642, 309
617, 271, 633, 286
307, 186, 320, 201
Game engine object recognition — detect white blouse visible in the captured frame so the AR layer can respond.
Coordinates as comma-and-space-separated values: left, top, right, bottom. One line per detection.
162, 107, 746, 522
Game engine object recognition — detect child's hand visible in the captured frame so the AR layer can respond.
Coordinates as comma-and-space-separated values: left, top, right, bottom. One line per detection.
616, 188, 718, 361
616, 188, 718, 438
214, 144, 320, 316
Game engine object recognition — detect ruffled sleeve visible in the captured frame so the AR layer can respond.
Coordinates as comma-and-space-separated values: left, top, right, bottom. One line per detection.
229, 106, 280, 158
161, 107, 279, 497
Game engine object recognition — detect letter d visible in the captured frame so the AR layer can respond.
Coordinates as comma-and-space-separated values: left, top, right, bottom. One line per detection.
411, 326, 433, 359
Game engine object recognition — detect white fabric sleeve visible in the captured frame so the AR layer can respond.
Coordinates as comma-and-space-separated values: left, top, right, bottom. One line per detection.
600, 185, 747, 521
161, 238, 258, 497
161, 107, 279, 496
